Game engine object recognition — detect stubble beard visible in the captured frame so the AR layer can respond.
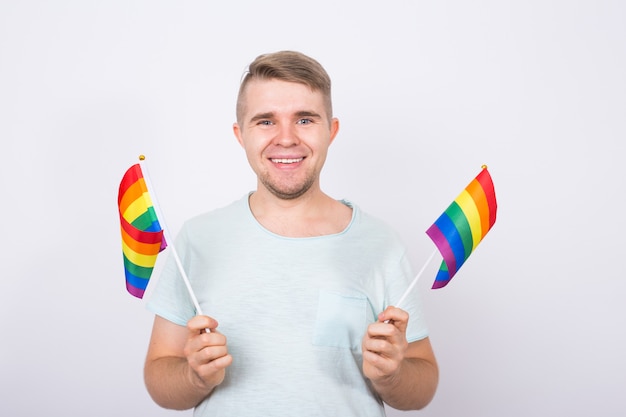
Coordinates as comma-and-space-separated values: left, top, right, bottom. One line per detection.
259, 171, 317, 200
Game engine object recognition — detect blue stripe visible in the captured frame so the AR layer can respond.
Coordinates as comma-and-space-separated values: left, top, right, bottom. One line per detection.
433, 212, 467, 273
125, 269, 150, 291
433, 266, 449, 283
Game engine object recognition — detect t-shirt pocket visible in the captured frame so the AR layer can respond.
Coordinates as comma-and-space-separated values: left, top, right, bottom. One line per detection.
312, 290, 368, 351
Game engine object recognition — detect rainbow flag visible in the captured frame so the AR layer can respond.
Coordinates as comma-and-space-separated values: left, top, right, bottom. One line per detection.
118, 163, 167, 298
426, 166, 497, 289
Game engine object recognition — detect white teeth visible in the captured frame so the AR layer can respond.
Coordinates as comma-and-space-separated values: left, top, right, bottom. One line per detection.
271, 158, 303, 164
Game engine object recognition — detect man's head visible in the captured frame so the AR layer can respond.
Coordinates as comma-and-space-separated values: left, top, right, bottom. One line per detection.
233, 51, 339, 201
236, 51, 333, 125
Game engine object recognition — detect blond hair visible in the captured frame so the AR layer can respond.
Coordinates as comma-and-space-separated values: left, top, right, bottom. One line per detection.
236, 51, 333, 123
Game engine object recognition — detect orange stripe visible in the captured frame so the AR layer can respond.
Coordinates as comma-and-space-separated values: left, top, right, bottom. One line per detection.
464, 179, 490, 238
122, 239, 159, 268
119, 179, 148, 216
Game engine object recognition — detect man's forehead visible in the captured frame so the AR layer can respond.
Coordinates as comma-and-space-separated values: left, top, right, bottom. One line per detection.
243, 78, 318, 95
241, 80, 325, 112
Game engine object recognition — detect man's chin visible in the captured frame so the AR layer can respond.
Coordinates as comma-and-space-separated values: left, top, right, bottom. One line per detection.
263, 180, 315, 200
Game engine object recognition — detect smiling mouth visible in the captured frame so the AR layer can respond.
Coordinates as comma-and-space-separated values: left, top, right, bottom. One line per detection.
270, 158, 303, 164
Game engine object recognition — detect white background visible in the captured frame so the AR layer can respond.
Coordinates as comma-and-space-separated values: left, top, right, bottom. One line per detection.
1, 1, 625, 416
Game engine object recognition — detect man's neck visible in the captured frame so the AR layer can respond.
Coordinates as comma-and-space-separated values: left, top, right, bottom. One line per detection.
248, 188, 352, 238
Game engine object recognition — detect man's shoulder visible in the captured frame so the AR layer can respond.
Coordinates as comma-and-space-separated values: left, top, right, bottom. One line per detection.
348, 203, 404, 242
185, 194, 249, 229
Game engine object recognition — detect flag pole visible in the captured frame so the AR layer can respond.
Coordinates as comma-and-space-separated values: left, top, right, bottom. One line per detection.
394, 249, 438, 311
138, 155, 204, 317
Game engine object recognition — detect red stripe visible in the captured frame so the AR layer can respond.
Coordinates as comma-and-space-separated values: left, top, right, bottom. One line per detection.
120, 224, 162, 255
475, 168, 497, 229
120, 213, 164, 245
118, 164, 143, 206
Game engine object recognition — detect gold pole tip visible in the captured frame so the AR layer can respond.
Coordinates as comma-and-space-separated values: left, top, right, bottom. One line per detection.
139, 155, 145, 161
481, 164, 488, 170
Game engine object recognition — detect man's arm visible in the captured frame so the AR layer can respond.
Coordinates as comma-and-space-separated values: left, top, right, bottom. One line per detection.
362, 307, 439, 410
144, 315, 233, 410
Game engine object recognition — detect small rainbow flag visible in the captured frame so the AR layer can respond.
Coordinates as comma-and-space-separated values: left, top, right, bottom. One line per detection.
426, 166, 497, 289
118, 163, 167, 298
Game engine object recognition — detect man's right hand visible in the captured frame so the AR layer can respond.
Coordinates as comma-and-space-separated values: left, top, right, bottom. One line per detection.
184, 315, 233, 390
144, 315, 232, 410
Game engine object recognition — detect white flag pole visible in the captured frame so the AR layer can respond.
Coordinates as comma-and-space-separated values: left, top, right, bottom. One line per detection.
137, 155, 204, 317
394, 249, 438, 311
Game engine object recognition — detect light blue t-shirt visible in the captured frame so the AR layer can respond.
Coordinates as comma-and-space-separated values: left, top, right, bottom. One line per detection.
146, 194, 429, 417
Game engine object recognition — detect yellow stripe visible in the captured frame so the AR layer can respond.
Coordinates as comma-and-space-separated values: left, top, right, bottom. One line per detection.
122, 192, 154, 224
455, 189, 482, 251
122, 239, 158, 268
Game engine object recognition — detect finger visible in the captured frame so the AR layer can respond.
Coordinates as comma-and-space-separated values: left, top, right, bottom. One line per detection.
192, 351, 233, 387
197, 352, 233, 373
366, 321, 396, 338
362, 335, 405, 378
198, 331, 228, 348
378, 307, 409, 332
187, 330, 227, 354
363, 336, 392, 355
363, 322, 408, 358
363, 352, 399, 380
187, 335, 231, 370
194, 354, 233, 383
193, 344, 230, 366
187, 315, 219, 332
362, 346, 400, 379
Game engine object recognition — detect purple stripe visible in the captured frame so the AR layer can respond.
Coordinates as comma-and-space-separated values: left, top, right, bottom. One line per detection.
126, 282, 146, 299
426, 222, 458, 278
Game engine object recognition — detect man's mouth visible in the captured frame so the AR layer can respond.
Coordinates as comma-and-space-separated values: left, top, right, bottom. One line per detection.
270, 158, 304, 164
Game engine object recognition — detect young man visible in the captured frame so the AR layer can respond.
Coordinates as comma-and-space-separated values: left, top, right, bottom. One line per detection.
144, 51, 438, 416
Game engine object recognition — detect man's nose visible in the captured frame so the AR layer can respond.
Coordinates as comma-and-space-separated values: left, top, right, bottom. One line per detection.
273, 122, 299, 146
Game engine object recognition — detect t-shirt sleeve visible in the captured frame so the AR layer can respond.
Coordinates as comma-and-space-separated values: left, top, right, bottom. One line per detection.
145, 226, 197, 326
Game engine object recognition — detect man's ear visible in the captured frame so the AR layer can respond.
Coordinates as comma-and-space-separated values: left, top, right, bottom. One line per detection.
233, 123, 244, 147
329, 117, 340, 144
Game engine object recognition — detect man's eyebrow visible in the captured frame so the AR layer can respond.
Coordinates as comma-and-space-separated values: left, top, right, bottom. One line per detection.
249, 112, 275, 123
295, 110, 322, 118
249, 110, 322, 123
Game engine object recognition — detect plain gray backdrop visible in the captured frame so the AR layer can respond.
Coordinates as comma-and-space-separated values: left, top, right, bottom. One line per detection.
1, 1, 624, 416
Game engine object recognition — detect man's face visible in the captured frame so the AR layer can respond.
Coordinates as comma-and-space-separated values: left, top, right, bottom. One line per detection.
233, 79, 339, 200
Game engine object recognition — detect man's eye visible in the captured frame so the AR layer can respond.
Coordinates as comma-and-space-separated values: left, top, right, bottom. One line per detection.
297, 118, 313, 125
258, 120, 273, 126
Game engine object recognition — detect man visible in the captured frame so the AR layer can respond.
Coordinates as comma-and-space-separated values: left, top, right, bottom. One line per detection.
144, 51, 438, 416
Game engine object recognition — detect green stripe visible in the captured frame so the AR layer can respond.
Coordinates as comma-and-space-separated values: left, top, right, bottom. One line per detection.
123, 254, 154, 279
444, 201, 473, 260
131, 206, 158, 231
